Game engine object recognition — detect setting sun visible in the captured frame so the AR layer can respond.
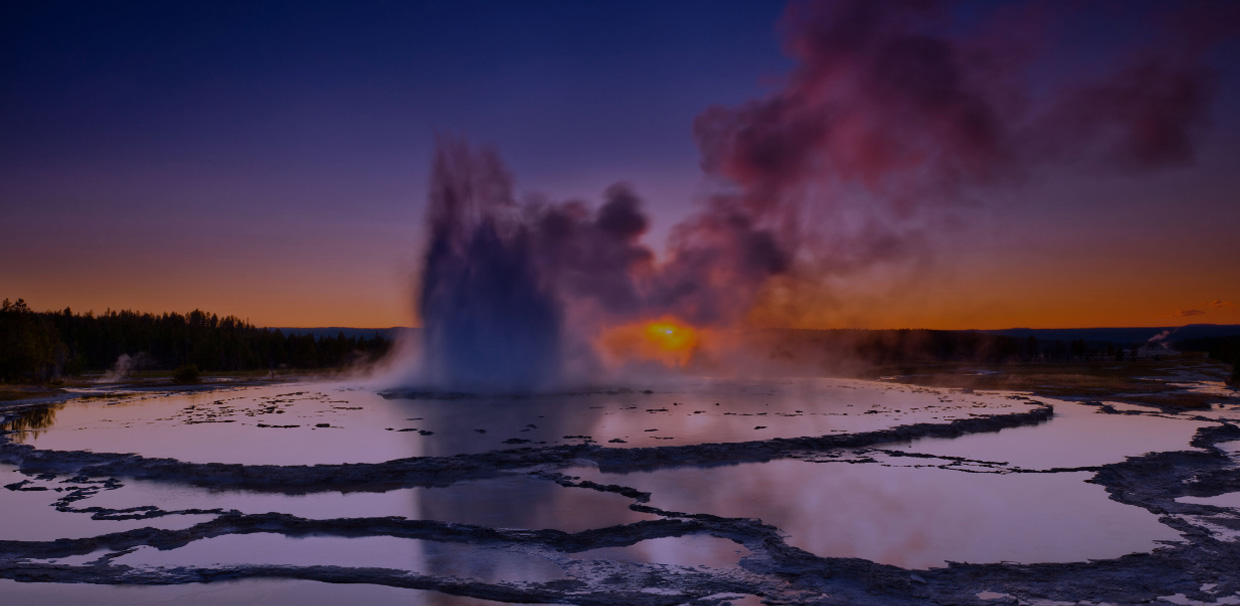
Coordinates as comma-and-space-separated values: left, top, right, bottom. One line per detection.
644, 321, 697, 353
599, 317, 702, 368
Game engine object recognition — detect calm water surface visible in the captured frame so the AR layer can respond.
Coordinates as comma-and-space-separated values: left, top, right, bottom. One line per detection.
2, 377, 1228, 602
12, 379, 1033, 464
568, 460, 1183, 569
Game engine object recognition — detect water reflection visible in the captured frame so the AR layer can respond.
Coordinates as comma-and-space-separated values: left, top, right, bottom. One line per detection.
904, 400, 1212, 469
0, 578, 527, 606
1176, 492, 1240, 510
79, 474, 657, 532
16, 380, 1032, 464
0, 465, 215, 541
571, 460, 1183, 569
567, 535, 751, 568
1, 403, 63, 442
112, 534, 567, 583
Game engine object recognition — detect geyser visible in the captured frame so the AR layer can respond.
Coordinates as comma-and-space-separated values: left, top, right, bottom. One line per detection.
413, 137, 789, 392
419, 142, 564, 392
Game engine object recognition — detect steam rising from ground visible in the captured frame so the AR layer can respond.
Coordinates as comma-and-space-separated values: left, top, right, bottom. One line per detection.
96, 353, 155, 384
406, 0, 1238, 392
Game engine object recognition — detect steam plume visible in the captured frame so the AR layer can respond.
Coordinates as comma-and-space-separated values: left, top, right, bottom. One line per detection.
413, 0, 1238, 390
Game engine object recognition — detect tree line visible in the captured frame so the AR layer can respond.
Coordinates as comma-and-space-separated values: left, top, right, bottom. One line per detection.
1175, 336, 1240, 384
759, 328, 1140, 366
754, 329, 1238, 384
0, 298, 392, 382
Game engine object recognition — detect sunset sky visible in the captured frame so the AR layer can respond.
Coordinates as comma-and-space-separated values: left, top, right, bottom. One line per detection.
3, 1, 1238, 330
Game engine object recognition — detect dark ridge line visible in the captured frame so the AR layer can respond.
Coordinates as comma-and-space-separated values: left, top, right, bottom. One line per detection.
0, 403, 1054, 492
536, 472, 654, 503
0, 511, 734, 560
587, 403, 1053, 472
837, 448, 1106, 475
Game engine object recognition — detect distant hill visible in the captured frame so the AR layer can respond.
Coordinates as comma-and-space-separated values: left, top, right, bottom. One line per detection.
978, 324, 1240, 345
270, 327, 411, 341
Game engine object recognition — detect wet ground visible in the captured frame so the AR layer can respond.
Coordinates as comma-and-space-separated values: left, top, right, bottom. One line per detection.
2, 366, 1239, 605
11, 379, 1034, 463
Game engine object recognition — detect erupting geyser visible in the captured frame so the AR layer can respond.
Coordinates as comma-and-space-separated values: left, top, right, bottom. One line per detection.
412, 137, 780, 392
418, 143, 564, 392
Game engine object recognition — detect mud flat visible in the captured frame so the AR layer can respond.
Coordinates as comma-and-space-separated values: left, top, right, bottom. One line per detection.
2, 373, 1239, 605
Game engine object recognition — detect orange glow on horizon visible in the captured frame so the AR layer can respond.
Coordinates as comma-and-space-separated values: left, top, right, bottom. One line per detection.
7, 228, 1237, 331
600, 317, 702, 368
644, 321, 697, 353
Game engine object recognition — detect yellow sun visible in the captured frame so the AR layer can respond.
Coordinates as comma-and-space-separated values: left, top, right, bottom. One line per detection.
644, 321, 696, 353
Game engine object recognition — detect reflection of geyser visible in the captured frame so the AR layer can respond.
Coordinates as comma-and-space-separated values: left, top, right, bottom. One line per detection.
417, 140, 563, 392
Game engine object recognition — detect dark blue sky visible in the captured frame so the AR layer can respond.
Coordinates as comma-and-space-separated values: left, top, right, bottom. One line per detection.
1, 1, 794, 325
2, 1, 1238, 328
3, 1, 787, 207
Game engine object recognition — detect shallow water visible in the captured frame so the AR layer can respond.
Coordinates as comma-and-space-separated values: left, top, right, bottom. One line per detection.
568, 460, 1183, 569
0, 465, 215, 541
566, 535, 752, 569
904, 400, 1213, 469
2, 376, 1232, 603
0, 578, 535, 606
1177, 492, 1240, 510
75, 473, 657, 532
12, 379, 1033, 464
1216, 440, 1240, 458
111, 533, 567, 582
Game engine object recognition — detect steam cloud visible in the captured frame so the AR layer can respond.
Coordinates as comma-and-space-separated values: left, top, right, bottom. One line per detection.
96, 352, 155, 384
414, 0, 1238, 391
